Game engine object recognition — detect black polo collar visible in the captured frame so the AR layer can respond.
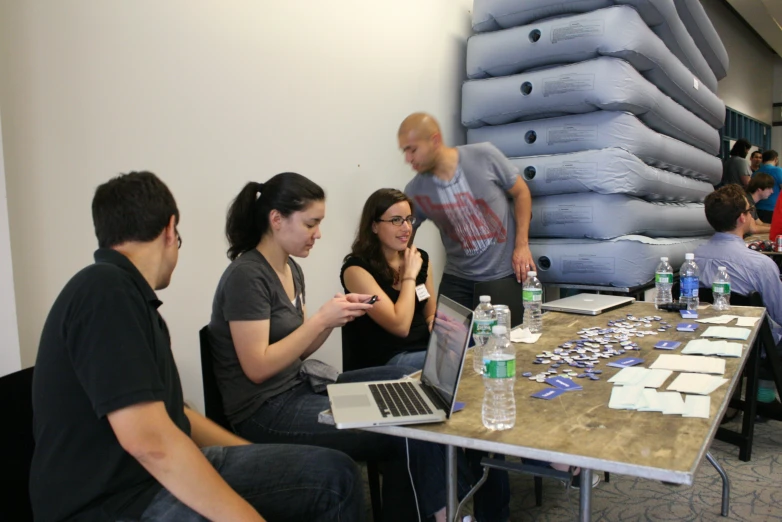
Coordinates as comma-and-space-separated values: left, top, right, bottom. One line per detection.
93, 248, 162, 308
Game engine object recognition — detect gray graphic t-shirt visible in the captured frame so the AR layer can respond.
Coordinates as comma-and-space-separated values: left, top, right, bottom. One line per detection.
208, 249, 305, 424
405, 142, 519, 281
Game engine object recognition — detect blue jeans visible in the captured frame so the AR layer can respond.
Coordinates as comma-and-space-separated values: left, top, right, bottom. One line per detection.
139, 444, 363, 521
439, 274, 511, 522
234, 366, 472, 518
387, 350, 427, 369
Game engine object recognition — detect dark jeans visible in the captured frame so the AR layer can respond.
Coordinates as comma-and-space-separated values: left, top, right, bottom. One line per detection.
439, 273, 511, 522
139, 444, 363, 521
234, 366, 472, 519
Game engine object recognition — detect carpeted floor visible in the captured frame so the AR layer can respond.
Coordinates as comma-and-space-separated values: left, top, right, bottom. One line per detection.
363, 416, 782, 521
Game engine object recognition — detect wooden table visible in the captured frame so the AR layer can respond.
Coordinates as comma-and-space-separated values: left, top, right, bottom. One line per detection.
367, 302, 765, 522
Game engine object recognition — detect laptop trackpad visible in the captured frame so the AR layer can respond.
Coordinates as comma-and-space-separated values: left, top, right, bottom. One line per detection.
332, 395, 371, 408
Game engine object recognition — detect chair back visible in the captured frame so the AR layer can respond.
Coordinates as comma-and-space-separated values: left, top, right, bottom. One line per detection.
199, 326, 231, 430
0, 367, 35, 522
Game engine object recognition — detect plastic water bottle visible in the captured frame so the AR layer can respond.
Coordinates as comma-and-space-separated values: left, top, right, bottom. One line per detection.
679, 253, 700, 311
712, 266, 731, 311
482, 325, 516, 430
654, 257, 674, 309
523, 271, 543, 333
472, 296, 496, 374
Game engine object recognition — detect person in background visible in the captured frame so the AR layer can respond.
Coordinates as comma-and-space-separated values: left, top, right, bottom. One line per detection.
745, 172, 774, 235
718, 138, 752, 188
30, 171, 363, 522
208, 172, 470, 522
696, 184, 782, 406
750, 150, 763, 173
341, 188, 435, 370
752, 150, 782, 223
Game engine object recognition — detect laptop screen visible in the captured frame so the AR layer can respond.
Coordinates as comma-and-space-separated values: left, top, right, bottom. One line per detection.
421, 295, 472, 412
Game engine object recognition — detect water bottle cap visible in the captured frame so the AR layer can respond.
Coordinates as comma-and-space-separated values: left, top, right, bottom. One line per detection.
661, 257, 668, 261
685, 253, 694, 260
527, 271, 537, 277
479, 295, 491, 302
718, 266, 726, 271
492, 325, 507, 335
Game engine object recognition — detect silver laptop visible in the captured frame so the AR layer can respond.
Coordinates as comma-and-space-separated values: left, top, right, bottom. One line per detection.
327, 295, 472, 429
541, 293, 635, 315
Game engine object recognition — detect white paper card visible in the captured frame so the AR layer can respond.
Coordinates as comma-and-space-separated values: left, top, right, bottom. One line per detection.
650, 354, 726, 375
701, 326, 751, 340
667, 373, 728, 395
736, 317, 760, 327
415, 284, 430, 301
659, 392, 687, 415
609, 385, 644, 409
696, 315, 738, 325
681, 339, 742, 357
683, 395, 711, 418
638, 369, 673, 389
510, 327, 541, 344
608, 367, 647, 386
637, 389, 664, 412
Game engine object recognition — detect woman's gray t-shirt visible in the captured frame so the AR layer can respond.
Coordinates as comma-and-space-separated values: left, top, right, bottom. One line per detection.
208, 249, 305, 424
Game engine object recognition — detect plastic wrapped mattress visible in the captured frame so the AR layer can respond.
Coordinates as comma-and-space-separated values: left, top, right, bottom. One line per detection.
471, 0, 719, 88
467, 111, 722, 184
462, 57, 719, 154
466, 5, 725, 128
529, 193, 710, 239
673, 0, 728, 79
530, 235, 710, 287
516, 148, 713, 202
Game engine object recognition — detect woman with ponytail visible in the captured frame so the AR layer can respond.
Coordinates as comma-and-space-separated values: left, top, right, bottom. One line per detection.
207, 172, 468, 522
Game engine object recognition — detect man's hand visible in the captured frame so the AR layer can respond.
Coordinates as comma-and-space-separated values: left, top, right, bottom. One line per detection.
512, 245, 536, 283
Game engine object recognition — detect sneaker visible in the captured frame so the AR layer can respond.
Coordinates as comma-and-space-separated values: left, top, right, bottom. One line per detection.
567, 473, 601, 489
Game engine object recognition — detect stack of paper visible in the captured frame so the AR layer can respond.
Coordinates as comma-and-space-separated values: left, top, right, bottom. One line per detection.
649, 354, 726, 375
736, 317, 760, 327
701, 326, 751, 340
608, 367, 672, 388
667, 373, 728, 395
608, 388, 712, 418
681, 339, 743, 357
608, 385, 644, 409
696, 315, 738, 324
683, 395, 711, 418
657, 392, 687, 415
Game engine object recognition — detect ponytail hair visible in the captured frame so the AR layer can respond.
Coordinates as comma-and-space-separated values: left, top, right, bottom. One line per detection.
225, 172, 325, 260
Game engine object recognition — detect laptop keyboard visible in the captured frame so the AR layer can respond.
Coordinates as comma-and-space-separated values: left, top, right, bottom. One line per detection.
369, 382, 433, 418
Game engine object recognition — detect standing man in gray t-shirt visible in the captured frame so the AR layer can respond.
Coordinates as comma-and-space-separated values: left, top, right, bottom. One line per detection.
399, 112, 534, 310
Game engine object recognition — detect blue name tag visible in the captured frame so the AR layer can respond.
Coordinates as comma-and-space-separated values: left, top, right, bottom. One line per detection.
532, 388, 566, 400
654, 340, 681, 350
545, 377, 583, 391
681, 310, 698, 319
677, 322, 698, 332
607, 357, 644, 368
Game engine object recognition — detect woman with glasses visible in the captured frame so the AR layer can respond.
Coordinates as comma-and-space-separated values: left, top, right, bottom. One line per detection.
341, 189, 435, 370
207, 174, 470, 522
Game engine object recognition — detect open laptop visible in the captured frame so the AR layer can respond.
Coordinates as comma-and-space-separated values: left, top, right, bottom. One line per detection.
541, 293, 635, 316
327, 295, 472, 429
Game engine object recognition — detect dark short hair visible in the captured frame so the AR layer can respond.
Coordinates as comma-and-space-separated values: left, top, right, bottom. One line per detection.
92, 171, 179, 249
730, 138, 752, 158
762, 150, 779, 163
704, 185, 751, 232
748, 172, 775, 194
751, 150, 763, 158
225, 172, 325, 260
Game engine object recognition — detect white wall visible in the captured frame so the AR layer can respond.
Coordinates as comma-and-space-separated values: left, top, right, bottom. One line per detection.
0, 0, 472, 410
702, 0, 778, 124
0, 110, 21, 377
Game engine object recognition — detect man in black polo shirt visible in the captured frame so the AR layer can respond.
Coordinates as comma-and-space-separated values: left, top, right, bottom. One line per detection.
30, 172, 363, 522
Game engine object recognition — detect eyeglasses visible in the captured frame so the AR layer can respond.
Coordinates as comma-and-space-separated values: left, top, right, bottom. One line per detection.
745, 205, 756, 215
176, 229, 182, 249
376, 216, 417, 227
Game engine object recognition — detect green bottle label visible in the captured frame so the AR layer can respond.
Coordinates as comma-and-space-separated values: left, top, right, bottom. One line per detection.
522, 288, 542, 303
655, 272, 673, 284
712, 282, 731, 294
473, 319, 496, 336
484, 358, 516, 379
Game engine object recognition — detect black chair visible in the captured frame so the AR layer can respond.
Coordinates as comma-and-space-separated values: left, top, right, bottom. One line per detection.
199, 326, 231, 430
0, 367, 35, 522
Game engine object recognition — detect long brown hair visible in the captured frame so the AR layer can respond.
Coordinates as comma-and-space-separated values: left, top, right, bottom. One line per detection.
346, 188, 414, 284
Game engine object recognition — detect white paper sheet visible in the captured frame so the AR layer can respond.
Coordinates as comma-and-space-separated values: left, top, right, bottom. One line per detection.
608, 367, 648, 386
683, 395, 711, 418
701, 326, 751, 340
666, 373, 728, 395
735, 317, 760, 327
608, 385, 644, 409
637, 389, 664, 412
649, 354, 726, 375
681, 339, 743, 357
659, 392, 687, 415
510, 327, 542, 344
696, 315, 738, 324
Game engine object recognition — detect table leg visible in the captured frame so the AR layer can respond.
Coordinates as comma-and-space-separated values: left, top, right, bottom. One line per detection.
446, 444, 458, 522
706, 451, 730, 516
579, 468, 593, 522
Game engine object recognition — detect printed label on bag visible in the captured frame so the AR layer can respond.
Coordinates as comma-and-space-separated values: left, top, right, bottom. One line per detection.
655, 272, 673, 284
712, 282, 731, 294
484, 358, 516, 379
523, 289, 542, 303
473, 319, 497, 336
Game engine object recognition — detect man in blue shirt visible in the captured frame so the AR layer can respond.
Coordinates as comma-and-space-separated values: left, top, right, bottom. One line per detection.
752, 150, 782, 224
695, 184, 782, 341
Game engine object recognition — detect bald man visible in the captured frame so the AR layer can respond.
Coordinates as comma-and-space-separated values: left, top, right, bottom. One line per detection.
398, 113, 534, 310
